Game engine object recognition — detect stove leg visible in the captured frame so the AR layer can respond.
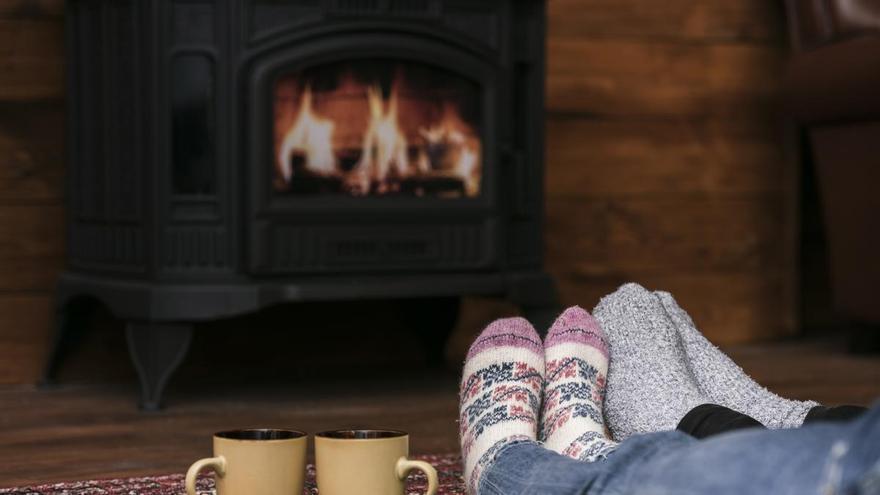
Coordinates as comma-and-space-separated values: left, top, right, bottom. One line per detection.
126, 322, 193, 411
40, 298, 96, 387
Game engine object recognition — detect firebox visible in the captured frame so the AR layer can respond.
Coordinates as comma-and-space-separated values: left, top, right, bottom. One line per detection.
48, 0, 555, 409
273, 60, 482, 199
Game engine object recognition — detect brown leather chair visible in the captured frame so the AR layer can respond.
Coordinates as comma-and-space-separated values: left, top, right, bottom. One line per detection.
782, 0, 880, 325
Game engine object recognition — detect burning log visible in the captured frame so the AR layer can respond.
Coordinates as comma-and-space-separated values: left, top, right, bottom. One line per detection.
399, 174, 466, 197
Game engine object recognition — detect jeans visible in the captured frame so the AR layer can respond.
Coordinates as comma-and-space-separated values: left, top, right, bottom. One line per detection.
480, 403, 880, 495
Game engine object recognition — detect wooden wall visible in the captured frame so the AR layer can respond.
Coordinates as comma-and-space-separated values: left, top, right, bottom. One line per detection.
0, 0, 65, 383
0, 0, 791, 384
542, 1, 793, 346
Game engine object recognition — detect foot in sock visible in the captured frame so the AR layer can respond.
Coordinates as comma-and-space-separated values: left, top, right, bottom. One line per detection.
540, 306, 618, 461
459, 317, 544, 494
593, 283, 711, 441
655, 290, 818, 429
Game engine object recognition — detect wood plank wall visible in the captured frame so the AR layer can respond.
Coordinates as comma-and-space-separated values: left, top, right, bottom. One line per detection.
0, 0, 65, 383
543, 0, 792, 346
0, 0, 791, 384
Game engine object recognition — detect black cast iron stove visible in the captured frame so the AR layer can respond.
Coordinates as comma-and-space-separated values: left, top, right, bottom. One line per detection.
48, 0, 555, 409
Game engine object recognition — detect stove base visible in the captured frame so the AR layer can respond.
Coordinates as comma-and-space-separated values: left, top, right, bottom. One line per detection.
43, 270, 559, 409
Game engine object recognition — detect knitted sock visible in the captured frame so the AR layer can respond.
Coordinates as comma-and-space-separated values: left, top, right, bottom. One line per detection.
593, 283, 710, 441
656, 290, 818, 429
540, 306, 618, 461
459, 317, 544, 494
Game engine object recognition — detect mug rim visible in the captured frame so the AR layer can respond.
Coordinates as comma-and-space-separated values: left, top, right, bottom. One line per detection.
315, 429, 408, 440
214, 428, 307, 441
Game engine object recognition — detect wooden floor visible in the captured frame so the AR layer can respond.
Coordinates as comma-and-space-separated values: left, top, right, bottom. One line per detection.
1, 337, 878, 488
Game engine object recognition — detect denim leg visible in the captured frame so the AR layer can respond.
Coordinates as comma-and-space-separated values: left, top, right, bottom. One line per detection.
860, 460, 880, 495
479, 432, 694, 495
478, 440, 596, 495
607, 403, 880, 495
838, 403, 880, 494
479, 404, 880, 495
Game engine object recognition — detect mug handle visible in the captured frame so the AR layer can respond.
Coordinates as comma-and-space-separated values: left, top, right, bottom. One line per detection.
395, 456, 439, 495
185, 456, 227, 495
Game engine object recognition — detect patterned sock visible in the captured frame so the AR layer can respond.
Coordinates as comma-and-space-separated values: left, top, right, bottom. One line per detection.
593, 283, 710, 441
656, 290, 818, 429
459, 317, 544, 494
540, 306, 618, 461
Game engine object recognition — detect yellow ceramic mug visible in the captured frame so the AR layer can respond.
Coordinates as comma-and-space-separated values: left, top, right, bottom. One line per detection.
315, 429, 439, 495
185, 429, 307, 495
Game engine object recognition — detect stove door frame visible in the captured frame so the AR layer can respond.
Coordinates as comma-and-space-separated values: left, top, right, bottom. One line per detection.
244, 28, 504, 275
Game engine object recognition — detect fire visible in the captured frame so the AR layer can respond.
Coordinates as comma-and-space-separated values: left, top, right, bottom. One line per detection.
349, 85, 410, 195
277, 85, 337, 180
360, 85, 409, 179
418, 103, 481, 197
274, 67, 481, 197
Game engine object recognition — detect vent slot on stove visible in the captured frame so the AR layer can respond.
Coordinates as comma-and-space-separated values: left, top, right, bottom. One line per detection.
329, 0, 436, 16
329, 238, 432, 264
333, 0, 382, 13
328, 235, 435, 265
259, 223, 493, 273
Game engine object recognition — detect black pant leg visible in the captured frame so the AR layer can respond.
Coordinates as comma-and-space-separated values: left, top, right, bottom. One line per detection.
676, 404, 765, 439
804, 405, 868, 423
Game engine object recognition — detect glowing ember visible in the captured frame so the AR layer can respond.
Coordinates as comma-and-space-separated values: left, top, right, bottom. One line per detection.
273, 61, 482, 198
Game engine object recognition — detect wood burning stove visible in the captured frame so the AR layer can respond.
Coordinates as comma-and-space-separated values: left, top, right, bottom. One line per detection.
47, 0, 555, 409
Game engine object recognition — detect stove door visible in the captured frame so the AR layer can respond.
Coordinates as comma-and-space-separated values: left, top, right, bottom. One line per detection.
245, 32, 503, 275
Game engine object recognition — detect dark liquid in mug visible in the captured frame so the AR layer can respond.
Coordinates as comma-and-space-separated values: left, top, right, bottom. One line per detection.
216, 429, 305, 441
317, 430, 407, 440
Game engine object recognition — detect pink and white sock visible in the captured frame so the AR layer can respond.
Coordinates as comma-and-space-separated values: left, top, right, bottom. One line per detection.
540, 306, 617, 461
459, 317, 544, 494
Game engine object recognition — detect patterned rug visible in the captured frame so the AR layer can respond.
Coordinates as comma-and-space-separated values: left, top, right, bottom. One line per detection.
0, 453, 464, 495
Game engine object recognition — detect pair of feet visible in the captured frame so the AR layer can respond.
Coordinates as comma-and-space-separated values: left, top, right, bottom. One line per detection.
459, 283, 819, 494
598, 283, 817, 439
459, 306, 616, 494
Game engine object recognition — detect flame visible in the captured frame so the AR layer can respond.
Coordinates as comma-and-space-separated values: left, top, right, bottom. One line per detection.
419, 104, 481, 196
277, 86, 336, 180
457, 148, 478, 195
354, 85, 409, 189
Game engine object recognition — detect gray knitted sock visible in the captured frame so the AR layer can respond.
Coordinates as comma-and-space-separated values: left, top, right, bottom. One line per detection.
593, 283, 710, 441
655, 290, 818, 429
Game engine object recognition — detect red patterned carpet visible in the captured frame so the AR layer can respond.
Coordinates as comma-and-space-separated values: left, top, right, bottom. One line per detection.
0, 454, 464, 495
